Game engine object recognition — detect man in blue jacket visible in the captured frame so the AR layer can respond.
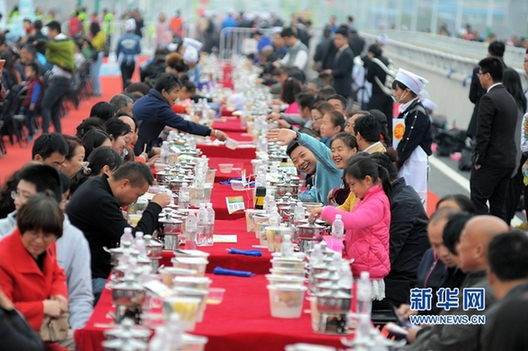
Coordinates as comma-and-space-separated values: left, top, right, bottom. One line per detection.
116, 18, 141, 90
132, 73, 229, 155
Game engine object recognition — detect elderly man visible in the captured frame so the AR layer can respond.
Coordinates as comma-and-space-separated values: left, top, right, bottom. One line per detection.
110, 93, 134, 116
402, 215, 508, 351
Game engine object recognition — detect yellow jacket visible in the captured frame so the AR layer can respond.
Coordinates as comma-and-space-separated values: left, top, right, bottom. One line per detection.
91, 32, 106, 52
337, 191, 358, 212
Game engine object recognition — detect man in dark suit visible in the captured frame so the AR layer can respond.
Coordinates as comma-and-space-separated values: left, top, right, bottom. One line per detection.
323, 27, 354, 100
470, 57, 518, 221
467, 41, 506, 138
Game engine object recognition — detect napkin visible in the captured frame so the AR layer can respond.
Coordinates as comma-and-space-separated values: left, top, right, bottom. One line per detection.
213, 267, 254, 277
228, 248, 262, 257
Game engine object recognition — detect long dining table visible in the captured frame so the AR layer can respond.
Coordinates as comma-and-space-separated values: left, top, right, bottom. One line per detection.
74, 117, 351, 350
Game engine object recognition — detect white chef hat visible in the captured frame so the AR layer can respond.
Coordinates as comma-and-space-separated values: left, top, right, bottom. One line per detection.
376, 34, 388, 46
183, 46, 199, 64
125, 18, 136, 32
421, 98, 437, 112
183, 37, 203, 52
394, 68, 428, 95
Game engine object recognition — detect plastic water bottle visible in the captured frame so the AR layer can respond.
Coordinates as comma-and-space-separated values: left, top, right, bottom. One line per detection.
196, 204, 208, 246
357, 271, 372, 315
294, 201, 305, 224
309, 243, 324, 266
178, 182, 190, 210
160, 141, 169, 164
120, 227, 134, 247
184, 213, 197, 250
280, 234, 294, 258
269, 205, 281, 226
133, 231, 146, 256
206, 203, 215, 246
330, 214, 344, 253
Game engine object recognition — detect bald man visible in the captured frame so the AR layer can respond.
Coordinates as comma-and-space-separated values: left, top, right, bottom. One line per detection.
402, 215, 507, 351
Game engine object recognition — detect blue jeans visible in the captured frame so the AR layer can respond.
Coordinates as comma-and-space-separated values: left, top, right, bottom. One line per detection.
90, 52, 103, 95
92, 277, 107, 294
22, 106, 36, 136
40, 76, 72, 133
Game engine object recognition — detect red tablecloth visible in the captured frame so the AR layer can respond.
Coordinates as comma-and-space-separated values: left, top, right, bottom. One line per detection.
160, 218, 272, 274
74, 275, 348, 351
212, 116, 246, 132
209, 183, 254, 220
198, 143, 256, 159
208, 157, 253, 183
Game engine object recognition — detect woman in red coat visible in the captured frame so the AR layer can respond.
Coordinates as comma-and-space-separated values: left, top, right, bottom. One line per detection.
0, 194, 71, 351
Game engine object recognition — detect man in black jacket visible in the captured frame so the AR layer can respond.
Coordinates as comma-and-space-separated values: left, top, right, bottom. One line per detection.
467, 41, 506, 138
66, 162, 171, 297
323, 27, 354, 99
470, 57, 517, 221
371, 154, 430, 309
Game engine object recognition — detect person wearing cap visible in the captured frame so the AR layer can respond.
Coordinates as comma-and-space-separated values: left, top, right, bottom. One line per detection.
183, 46, 200, 84
470, 57, 518, 221
392, 68, 433, 204
116, 18, 142, 90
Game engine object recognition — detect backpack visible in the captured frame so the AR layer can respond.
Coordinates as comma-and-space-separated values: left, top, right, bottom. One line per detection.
371, 57, 397, 96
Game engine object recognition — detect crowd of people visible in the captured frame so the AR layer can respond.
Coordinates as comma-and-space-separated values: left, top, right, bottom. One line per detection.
0, 6, 527, 351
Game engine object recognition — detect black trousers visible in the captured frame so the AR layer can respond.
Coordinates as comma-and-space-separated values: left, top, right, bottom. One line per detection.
120, 61, 135, 90
470, 164, 515, 222
505, 155, 526, 225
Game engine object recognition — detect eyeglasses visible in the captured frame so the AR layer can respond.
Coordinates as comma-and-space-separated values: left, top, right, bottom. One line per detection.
477, 71, 488, 77
11, 190, 31, 201
311, 116, 323, 122
26, 230, 56, 242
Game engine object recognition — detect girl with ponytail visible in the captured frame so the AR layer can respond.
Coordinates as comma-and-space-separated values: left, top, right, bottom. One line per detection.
310, 157, 392, 300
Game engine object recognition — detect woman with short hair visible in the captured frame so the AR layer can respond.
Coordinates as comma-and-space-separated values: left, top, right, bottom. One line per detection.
0, 194, 70, 350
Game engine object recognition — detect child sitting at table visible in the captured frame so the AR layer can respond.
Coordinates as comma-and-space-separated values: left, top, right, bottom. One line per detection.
310, 157, 392, 300
319, 111, 345, 147
21, 63, 43, 142
327, 133, 359, 210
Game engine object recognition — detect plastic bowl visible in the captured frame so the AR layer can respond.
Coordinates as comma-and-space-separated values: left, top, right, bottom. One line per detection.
231, 180, 245, 191
172, 257, 209, 277
219, 163, 234, 173
183, 333, 208, 351
269, 268, 306, 278
271, 258, 306, 270
207, 287, 226, 305
267, 284, 307, 318
265, 274, 306, 286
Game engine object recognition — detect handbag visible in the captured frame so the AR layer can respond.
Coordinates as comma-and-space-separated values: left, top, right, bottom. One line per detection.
39, 312, 69, 342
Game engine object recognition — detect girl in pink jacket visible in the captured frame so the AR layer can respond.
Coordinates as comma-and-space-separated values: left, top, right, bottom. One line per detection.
313, 157, 392, 299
